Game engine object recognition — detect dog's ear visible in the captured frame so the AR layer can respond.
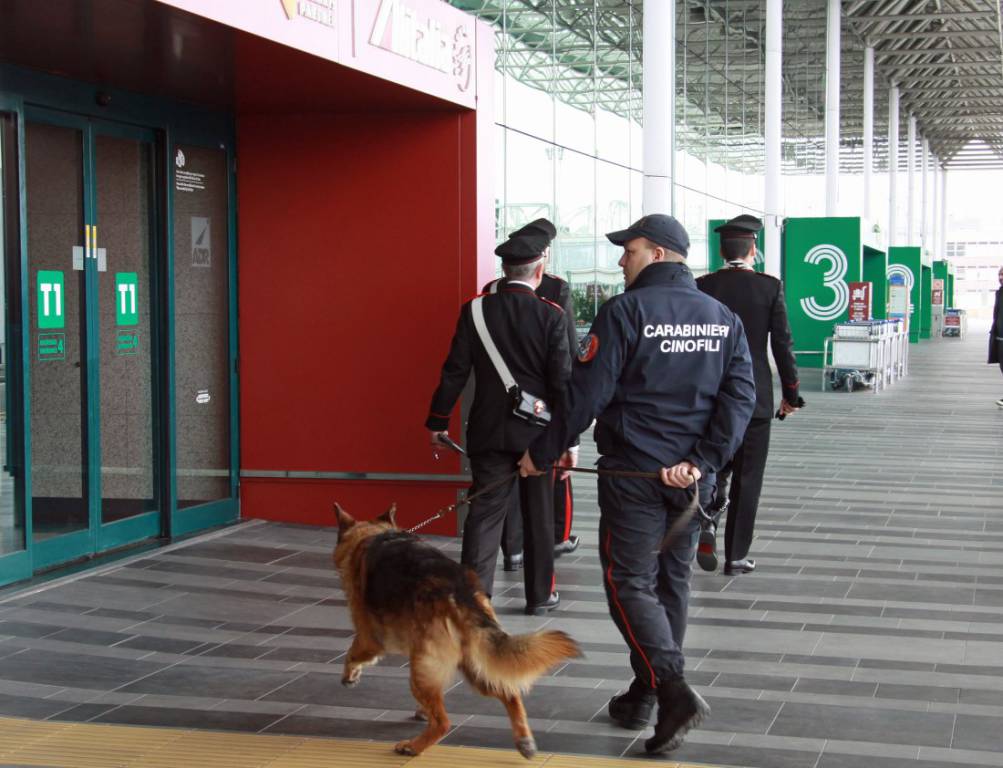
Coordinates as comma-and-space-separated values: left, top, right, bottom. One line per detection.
334, 503, 355, 531
376, 502, 397, 528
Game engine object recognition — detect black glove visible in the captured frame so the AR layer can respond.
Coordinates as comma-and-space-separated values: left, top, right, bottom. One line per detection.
775, 396, 806, 421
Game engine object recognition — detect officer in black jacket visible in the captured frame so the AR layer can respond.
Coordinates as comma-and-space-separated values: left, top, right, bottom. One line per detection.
519, 214, 755, 754
989, 265, 1003, 406
487, 219, 581, 571
697, 215, 802, 576
426, 231, 572, 615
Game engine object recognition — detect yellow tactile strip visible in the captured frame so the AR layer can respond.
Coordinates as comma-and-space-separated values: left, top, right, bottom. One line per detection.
0, 717, 714, 768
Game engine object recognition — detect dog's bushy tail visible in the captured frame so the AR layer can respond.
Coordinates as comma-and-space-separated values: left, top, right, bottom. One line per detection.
462, 618, 581, 698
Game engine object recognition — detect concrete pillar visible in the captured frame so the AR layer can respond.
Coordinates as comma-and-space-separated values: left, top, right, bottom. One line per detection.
642, 0, 674, 215
921, 136, 929, 253
940, 170, 948, 261
825, 0, 841, 215
907, 114, 916, 243
863, 45, 874, 220
888, 85, 899, 247
764, 0, 782, 277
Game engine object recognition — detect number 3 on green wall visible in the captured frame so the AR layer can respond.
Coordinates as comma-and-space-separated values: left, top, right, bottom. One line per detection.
800, 244, 849, 322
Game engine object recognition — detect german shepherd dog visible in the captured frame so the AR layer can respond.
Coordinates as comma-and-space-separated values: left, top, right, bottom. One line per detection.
333, 503, 581, 759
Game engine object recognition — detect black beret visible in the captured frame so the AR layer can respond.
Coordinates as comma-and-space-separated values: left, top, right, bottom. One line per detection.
714, 214, 763, 239
606, 214, 689, 257
494, 232, 550, 264
509, 218, 557, 242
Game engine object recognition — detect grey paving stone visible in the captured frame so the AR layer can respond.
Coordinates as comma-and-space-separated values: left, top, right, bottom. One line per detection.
952, 714, 1003, 752
819, 754, 996, 768
769, 701, 955, 748
119, 664, 303, 700
793, 678, 878, 697
0, 649, 165, 690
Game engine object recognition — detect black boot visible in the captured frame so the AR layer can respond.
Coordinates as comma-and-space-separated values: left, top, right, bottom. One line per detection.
644, 676, 710, 754
607, 678, 656, 730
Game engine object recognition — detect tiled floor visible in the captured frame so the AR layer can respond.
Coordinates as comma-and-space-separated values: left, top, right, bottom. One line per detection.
0, 324, 1001, 768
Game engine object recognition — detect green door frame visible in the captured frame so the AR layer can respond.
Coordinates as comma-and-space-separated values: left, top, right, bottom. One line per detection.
0, 91, 32, 584
25, 106, 167, 571
0, 64, 239, 586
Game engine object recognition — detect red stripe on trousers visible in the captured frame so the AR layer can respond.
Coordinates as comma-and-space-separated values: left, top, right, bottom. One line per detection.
604, 528, 657, 688
562, 478, 573, 541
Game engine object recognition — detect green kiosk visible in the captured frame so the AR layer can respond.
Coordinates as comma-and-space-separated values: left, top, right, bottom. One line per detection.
887, 246, 923, 344
783, 217, 888, 368
707, 219, 765, 273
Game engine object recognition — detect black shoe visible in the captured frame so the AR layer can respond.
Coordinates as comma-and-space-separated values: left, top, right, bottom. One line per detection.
723, 558, 755, 575
644, 676, 710, 754
553, 535, 580, 558
607, 678, 656, 730
524, 591, 559, 616
503, 553, 524, 572
696, 526, 717, 572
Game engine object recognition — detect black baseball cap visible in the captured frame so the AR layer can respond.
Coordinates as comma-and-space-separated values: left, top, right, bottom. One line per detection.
606, 214, 690, 257
714, 214, 762, 240
494, 232, 550, 264
509, 218, 557, 243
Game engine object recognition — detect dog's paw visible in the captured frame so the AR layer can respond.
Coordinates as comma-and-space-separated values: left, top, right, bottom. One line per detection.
341, 670, 362, 687
394, 740, 418, 756
516, 736, 537, 760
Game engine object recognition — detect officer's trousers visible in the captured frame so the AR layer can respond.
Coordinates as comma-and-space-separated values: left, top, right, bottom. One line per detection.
501, 474, 574, 556
461, 451, 555, 606
721, 416, 771, 563
596, 458, 700, 687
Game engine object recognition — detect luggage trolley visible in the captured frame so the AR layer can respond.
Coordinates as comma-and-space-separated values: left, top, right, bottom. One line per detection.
822, 320, 892, 393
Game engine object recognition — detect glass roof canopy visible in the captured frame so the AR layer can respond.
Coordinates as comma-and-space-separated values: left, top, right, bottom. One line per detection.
449, 1, 1003, 171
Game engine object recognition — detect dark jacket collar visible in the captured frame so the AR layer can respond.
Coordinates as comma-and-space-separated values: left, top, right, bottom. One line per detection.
627, 261, 695, 292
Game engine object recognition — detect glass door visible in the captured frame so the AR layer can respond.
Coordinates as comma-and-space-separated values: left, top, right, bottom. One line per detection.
94, 127, 160, 548
0, 107, 29, 582
25, 111, 160, 570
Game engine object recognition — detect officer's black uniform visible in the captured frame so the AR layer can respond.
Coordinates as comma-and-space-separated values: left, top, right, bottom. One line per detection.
529, 216, 755, 702
492, 220, 580, 562
427, 232, 570, 611
487, 273, 579, 559
989, 282, 1003, 385
697, 215, 800, 573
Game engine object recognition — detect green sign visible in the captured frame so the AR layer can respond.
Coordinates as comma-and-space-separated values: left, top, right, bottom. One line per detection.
861, 246, 888, 320
888, 247, 921, 343
37, 270, 65, 329
115, 273, 138, 326
37, 333, 65, 361
920, 264, 932, 339
116, 331, 139, 356
783, 217, 867, 368
707, 219, 765, 273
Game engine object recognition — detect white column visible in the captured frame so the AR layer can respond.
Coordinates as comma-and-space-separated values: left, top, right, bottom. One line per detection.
888, 85, 899, 247
920, 136, 929, 254
764, 0, 782, 277
931, 157, 939, 259
642, 0, 674, 215
940, 170, 948, 260
863, 45, 874, 221
825, 0, 841, 215
906, 114, 916, 243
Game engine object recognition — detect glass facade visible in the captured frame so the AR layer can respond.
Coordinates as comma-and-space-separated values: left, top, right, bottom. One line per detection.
452, 0, 873, 334
451, 1, 971, 329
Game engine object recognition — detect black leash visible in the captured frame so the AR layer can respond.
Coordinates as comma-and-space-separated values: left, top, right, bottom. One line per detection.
408, 465, 708, 551
407, 471, 519, 533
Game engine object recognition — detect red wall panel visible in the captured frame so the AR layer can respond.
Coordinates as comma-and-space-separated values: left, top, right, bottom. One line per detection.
241, 479, 463, 535
237, 110, 486, 529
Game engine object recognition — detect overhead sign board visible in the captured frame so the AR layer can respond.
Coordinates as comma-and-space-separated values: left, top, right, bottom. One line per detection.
152, 0, 480, 109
